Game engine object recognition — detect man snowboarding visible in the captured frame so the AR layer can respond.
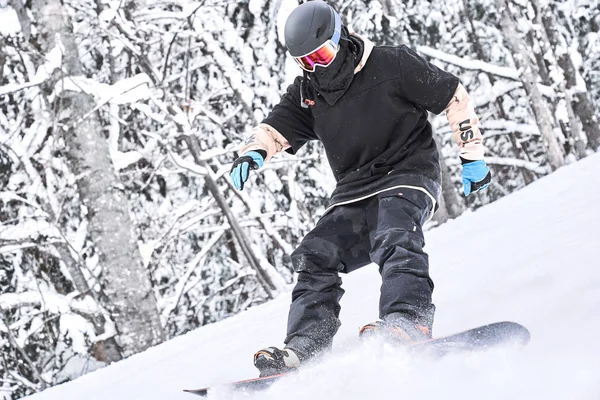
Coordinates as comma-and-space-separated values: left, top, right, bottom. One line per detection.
229, 0, 491, 377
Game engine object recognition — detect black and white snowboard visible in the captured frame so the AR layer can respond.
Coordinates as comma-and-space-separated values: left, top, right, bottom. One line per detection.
184, 321, 530, 397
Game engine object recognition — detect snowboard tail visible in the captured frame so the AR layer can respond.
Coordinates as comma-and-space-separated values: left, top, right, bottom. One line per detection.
185, 321, 530, 397
410, 321, 530, 357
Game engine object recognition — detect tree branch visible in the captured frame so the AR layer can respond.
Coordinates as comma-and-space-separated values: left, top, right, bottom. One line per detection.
184, 134, 277, 298
417, 45, 520, 80
163, 231, 224, 320
0, 311, 48, 389
417, 45, 554, 96
0, 291, 98, 319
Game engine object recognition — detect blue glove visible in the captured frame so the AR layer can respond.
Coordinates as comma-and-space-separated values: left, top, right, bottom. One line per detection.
230, 150, 266, 190
462, 159, 492, 196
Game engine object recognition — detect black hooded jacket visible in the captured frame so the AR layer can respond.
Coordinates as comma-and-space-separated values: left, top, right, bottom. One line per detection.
262, 36, 459, 215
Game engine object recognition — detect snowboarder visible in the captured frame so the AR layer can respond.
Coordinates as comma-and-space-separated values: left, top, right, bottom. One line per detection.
229, 0, 491, 377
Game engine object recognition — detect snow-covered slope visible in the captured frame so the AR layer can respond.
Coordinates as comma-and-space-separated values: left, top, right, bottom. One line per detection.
28, 154, 600, 400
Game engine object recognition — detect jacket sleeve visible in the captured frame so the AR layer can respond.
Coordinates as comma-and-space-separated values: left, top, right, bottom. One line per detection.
398, 46, 459, 114
444, 83, 485, 161
397, 46, 460, 115
260, 76, 317, 154
238, 123, 291, 162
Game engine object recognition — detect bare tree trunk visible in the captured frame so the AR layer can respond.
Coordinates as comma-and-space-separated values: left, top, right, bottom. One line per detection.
53, 244, 122, 362
527, 0, 586, 158
431, 128, 464, 224
31, 0, 164, 356
538, 3, 600, 151
432, 160, 465, 225
431, 190, 450, 225
440, 157, 464, 219
571, 87, 600, 152
495, 0, 565, 171
9, 0, 122, 363
0, 41, 5, 83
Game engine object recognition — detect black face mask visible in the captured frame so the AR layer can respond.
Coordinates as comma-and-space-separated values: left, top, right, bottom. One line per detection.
308, 33, 364, 106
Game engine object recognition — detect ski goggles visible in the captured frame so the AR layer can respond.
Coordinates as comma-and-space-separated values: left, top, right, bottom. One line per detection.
292, 13, 342, 72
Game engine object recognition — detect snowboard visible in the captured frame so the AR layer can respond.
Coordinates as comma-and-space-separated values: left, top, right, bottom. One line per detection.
184, 321, 530, 397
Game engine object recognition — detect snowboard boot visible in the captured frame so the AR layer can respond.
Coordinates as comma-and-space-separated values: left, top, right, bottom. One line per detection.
253, 346, 301, 377
359, 318, 432, 344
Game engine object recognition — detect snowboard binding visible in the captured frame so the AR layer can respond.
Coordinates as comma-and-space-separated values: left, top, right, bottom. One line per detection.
253, 347, 301, 377
359, 319, 432, 343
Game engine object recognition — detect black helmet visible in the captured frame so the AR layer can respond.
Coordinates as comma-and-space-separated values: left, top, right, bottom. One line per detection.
284, 1, 342, 58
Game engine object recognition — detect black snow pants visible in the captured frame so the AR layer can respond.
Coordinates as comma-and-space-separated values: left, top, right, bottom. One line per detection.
284, 189, 435, 358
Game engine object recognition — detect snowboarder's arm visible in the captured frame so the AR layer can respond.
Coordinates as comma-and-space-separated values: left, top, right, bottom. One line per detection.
445, 84, 491, 195
238, 77, 315, 163
238, 123, 291, 163
444, 83, 485, 161
260, 77, 317, 155
396, 46, 460, 114
229, 78, 314, 191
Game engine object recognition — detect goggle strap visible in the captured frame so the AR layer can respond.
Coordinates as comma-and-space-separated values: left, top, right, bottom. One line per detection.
331, 12, 341, 45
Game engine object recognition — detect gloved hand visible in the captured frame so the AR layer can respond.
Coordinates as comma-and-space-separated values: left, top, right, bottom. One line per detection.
230, 150, 266, 190
461, 159, 492, 196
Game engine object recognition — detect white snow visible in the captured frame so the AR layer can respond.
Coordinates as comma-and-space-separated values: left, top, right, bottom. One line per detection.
0, 6, 21, 35
0, 291, 99, 317
275, 0, 297, 46
26, 153, 600, 399
57, 74, 153, 105
0, 45, 63, 97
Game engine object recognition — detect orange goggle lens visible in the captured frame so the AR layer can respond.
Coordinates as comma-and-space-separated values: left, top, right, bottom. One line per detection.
294, 41, 338, 72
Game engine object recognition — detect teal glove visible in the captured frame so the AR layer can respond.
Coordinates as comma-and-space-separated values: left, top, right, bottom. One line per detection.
462, 159, 491, 196
230, 150, 266, 190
